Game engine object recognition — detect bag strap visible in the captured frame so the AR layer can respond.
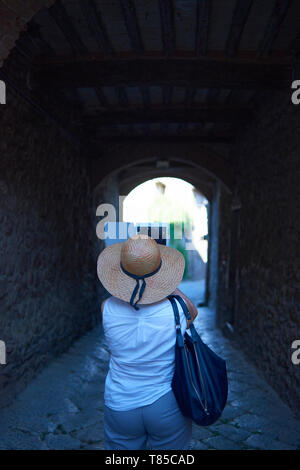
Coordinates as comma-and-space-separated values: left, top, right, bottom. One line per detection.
171, 295, 191, 320
169, 294, 198, 343
167, 295, 184, 348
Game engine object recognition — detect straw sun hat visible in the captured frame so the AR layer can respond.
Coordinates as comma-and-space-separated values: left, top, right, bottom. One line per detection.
97, 234, 185, 309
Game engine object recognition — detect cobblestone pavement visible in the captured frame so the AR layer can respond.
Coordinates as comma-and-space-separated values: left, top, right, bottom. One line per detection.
0, 283, 300, 450
179, 279, 205, 305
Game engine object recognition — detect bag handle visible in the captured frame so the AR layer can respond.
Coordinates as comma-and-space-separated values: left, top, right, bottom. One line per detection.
170, 295, 191, 320
169, 294, 198, 343
167, 295, 184, 348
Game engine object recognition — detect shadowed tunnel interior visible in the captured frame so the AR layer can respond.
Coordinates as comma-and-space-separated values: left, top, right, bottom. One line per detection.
0, 0, 299, 449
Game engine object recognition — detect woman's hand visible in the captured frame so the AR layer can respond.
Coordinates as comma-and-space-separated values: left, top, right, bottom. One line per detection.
171, 288, 198, 329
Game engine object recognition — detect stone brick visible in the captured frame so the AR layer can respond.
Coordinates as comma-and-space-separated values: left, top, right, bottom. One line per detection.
245, 434, 295, 451
203, 435, 241, 450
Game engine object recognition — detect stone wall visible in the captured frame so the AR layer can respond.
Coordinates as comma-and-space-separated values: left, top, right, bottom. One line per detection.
93, 173, 121, 302
216, 186, 233, 327
208, 181, 232, 320
231, 89, 300, 413
0, 88, 98, 407
0, 0, 55, 67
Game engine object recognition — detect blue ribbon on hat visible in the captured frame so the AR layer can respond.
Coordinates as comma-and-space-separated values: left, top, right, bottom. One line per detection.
120, 259, 162, 310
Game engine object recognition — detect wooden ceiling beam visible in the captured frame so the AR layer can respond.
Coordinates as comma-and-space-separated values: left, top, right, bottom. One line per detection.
90, 133, 233, 143
159, 0, 176, 57
49, 1, 114, 112
226, 0, 254, 57
195, 0, 211, 56
14, 23, 53, 64
177, 122, 187, 135
81, 106, 252, 126
257, 0, 292, 58
120, 0, 144, 55
206, 88, 219, 105
161, 85, 172, 134
33, 58, 292, 90
117, 86, 129, 107
289, 31, 300, 57
49, 0, 88, 56
163, 85, 173, 106
184, 87, 197, 107
26, 21, 55, 58
140, 85, 151, 108
34, 50, 291, 64
94, 87, 111, 108
80, 0, 114, 55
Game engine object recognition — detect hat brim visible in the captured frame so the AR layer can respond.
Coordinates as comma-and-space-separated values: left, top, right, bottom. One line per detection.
97, 243, 185, 305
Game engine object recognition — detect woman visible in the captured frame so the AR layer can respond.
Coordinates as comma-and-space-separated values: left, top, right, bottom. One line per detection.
97, 234, 198, 450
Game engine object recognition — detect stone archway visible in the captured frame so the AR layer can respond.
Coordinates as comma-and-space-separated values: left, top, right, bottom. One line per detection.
93, 155, 228, 310
0, 0, 55, 66
90, 140, 234, 195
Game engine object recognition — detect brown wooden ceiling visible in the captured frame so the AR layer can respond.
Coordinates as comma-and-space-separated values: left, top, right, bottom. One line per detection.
10, 0, 300, 143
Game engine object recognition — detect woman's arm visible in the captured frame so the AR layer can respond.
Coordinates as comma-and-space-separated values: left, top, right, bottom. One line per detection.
171, 287, 198, 329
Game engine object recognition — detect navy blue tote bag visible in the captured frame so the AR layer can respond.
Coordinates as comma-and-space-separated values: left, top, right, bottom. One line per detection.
168, 295, 228, 426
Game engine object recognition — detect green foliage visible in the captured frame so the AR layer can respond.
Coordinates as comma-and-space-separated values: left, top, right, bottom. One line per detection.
148, 192, 193, 230
169, 222, 190, 279
145, 185, 199, 280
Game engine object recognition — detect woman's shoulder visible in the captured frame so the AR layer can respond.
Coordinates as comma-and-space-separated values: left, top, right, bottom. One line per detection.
138, 297, 171, 311
101, 296, 171, 318
101, 296, 128, 312
101, 296, 120, 322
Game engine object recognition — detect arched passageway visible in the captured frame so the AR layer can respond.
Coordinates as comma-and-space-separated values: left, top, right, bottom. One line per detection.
93, 154, 231, 318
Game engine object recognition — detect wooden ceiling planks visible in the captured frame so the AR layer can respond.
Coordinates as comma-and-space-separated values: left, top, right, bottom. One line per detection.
24, 0, 300, 142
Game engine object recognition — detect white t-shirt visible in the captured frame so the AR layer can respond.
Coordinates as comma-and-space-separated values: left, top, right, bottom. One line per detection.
103, 296, 187, 411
